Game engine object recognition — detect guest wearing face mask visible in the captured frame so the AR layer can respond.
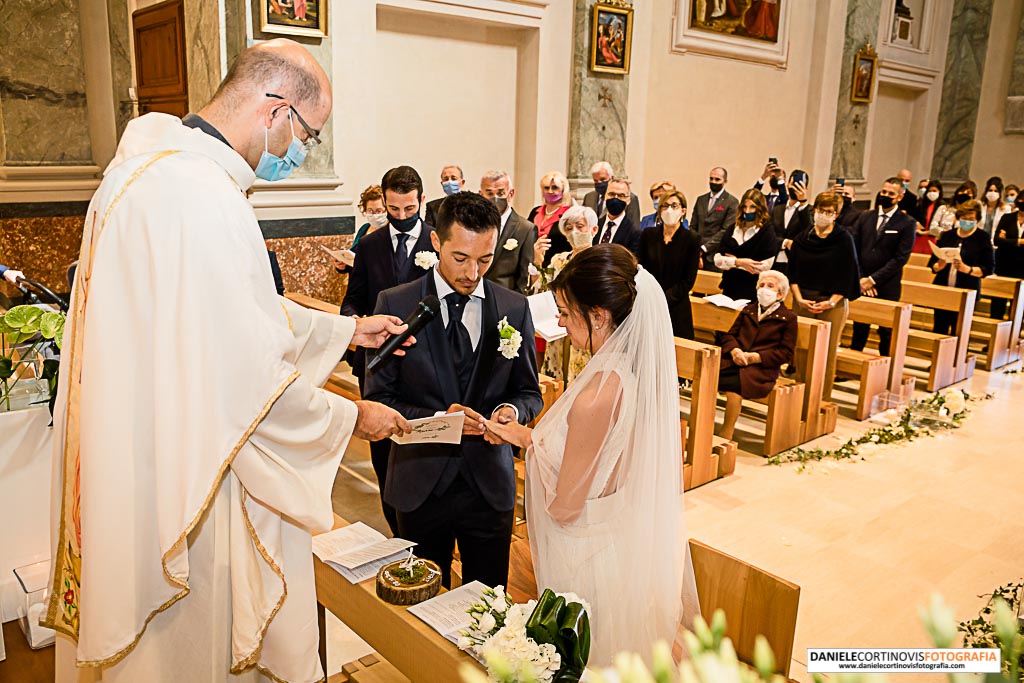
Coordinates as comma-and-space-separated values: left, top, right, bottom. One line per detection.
929, 200, 995, 335
913, 180, 944, 254
425, 164, 465, 227
480, 170, 537, 294
582, 161, 641, 228
753, 160, 787, 213
896, 168, 917, 215
980, 176, 1009, 238
788, 191, 862, 400
916, 179, 929, 199
340, 164, 437, 535
593, 177, 642, 255
716, 270, 798, 441
1002, 184, 1019, 212
715, 189, 778, 301
640, 180, 679, 230
771, 170, 811, 275
332, 185, 389, 274
638, 189, 700, 339
692, 166, 740, 270
990, 194, 1024, 319
930, 181, 977, 236
848, 178, 916, 356
528, 172, 574, 267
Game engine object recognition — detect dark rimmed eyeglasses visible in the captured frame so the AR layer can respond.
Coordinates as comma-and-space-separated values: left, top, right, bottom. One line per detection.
266, 93, 321, 151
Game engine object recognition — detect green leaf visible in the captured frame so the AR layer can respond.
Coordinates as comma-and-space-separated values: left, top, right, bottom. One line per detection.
4, 305, 43, 330
54, 319, 65, 349
0, 358, 13, 380
40, 312, 65, 339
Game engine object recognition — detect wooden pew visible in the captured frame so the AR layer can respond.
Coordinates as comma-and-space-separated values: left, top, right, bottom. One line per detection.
908, 252, 929, 267
674, 338, 737, 490
899, 280, 976, 387
688, 539, 800, 678
836, 298, 914, 420
694, 269, 724, 296
690, 297, 836, 456
902, 264, 1023, 370
285, 291, 341, 314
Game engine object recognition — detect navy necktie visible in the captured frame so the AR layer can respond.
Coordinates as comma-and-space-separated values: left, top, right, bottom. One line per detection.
394, 233, 410, 278
445, 292, 474, 395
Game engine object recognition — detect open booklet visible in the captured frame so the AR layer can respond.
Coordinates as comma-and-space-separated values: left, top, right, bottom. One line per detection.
407, 580, 489, 647
929, 241, 961, 263
391, 411, 465, 445
312, 522, 415, 583
319, 243, 355, 267
528, 291, 567, 342
703, 293, 751, 311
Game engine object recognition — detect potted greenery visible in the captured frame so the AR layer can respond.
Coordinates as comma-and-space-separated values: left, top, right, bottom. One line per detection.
0, 305, 65, 414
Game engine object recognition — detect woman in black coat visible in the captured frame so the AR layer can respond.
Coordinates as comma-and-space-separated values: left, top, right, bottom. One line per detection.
928, 200, 995, 334
638, 189, 700, 339
714, 189, 778, 301
990, 195, 1024, 318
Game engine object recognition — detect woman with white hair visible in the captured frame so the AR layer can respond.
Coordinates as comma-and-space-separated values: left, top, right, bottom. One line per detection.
716, 269, 798, 441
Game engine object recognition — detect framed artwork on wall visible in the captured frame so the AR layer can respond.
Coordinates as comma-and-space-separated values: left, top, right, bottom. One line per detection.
260, 0, 327, 38
671, 0, 791, 67
590, 3, 634, 75
850, 44, 878, 103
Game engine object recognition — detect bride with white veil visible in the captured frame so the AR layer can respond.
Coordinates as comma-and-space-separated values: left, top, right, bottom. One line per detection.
484, 243, 699, 666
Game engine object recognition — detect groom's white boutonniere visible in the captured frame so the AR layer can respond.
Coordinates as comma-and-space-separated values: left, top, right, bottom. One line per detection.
503, 238, 519, 251
497, 317, 522, 360
414, 251, 438, 270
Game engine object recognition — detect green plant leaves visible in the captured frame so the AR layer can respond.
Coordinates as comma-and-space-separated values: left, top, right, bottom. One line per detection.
0, 358, 13, 381
4, 305, 43, 330
40, 312, 64, 339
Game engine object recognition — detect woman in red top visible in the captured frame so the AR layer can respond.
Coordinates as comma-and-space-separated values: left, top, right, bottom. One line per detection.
529, 171, 574, 266
913, 179, 944, 254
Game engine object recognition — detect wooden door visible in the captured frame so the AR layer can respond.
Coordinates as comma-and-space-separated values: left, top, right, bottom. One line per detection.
133, 0, 188, 117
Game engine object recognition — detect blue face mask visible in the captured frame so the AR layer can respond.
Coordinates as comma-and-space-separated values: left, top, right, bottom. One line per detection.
742, 211, 757, 222
959, 219, 977, 231
442, 180, 461, 196
254, 113, 308, 182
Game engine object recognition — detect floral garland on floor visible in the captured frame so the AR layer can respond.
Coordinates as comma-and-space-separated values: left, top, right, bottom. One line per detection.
959, 580, 1024, 681
767, 389, 991, 471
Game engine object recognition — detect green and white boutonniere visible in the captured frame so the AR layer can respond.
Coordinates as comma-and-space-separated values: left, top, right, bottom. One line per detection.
497, 317, 522, 360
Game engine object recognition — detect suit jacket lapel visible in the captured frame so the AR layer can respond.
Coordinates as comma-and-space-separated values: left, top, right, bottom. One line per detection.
497, 210, 518, 247
422, 275, 461, 407
465, 283, 500, 406
380, 230, 397, 284
403, 228, 435, 283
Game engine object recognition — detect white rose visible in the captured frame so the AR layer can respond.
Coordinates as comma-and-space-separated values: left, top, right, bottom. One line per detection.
942, 389, 966, 414
504, 238, 519, 251
478, 611, 496, 634
457, 635, 474, 650
414, 251, 439, 270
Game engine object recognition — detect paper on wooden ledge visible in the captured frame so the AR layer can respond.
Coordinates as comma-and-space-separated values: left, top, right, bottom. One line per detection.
704, 293, 751, 311
391, 412, 465, 445
528, 291, 567, 342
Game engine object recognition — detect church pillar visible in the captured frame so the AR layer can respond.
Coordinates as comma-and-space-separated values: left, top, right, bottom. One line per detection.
1003, 5, 1024, 133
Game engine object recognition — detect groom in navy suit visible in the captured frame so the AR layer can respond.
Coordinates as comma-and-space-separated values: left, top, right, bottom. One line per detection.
341, 165, 437, 534
364, 192, 543, 588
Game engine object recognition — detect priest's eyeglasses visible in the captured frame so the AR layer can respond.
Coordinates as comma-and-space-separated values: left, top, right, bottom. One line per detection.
265, 93, 322, 151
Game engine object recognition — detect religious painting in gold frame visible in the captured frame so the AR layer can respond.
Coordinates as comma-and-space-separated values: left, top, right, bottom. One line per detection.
850, 44, 878, 104
590, 3, 633, 75
260, 0, 327, 38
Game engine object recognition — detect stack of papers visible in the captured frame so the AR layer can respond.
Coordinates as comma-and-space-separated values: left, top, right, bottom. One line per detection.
312, 522, 415, 583
704, 294, 751, 311
407, 580, 489, 646
528, 291, 566, 342
929, 242, 961, 262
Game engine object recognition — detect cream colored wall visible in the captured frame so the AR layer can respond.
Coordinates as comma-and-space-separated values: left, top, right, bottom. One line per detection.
969, 0, 1024, 185
359, 10, 519, 205
636, 0, 845, 209
865, 82, 922, 192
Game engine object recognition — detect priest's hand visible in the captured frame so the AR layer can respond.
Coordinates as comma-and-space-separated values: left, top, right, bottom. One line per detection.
353, 400, 412, 441
352, 315, 415, 353
483, 419, 533, 449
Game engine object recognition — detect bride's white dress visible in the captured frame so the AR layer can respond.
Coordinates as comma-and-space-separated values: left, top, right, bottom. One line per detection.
526, 267, 699, 666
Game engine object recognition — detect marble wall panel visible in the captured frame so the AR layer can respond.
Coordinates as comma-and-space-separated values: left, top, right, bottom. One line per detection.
266, 234, 353, 303
931, 0, 994, 179
184, 0, 224, 111
567, 0, 629, 179
0, 0, 91, 165
107, 0, 134, 140
0, 215, 85, 298
1004, 5, 1024, 133
828, 0, 884, 181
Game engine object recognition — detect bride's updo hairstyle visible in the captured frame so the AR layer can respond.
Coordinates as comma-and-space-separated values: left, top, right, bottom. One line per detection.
549, 243, 638, 351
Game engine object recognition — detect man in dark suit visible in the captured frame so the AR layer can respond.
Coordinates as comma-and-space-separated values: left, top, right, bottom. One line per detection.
753, 160, 788, 214
592, 177, 641, 255
340, 165, 437, 534
582, 160, 640, 228
896, 168, 918, 216
479, 170, 536, 294
769, 171, 810, 274
849, 177, 916, 356
365, 192, 543, 588
424, 164, 465, 227
691, 166, 739, 270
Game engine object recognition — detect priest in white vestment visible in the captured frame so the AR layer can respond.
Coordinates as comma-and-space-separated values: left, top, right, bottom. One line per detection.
44, 40, 412, 682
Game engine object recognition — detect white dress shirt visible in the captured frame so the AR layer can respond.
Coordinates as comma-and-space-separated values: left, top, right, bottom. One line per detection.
875, 205, 898, 232
500, 205, 513, 233
389, 219, 422, 252
714, 225, 763, 270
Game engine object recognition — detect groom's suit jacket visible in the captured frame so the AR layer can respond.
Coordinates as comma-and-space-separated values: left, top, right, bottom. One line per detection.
364, 275, 543, 514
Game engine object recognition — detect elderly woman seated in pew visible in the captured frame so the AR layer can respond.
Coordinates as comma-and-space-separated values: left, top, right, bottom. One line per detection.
716, 270, 798, 440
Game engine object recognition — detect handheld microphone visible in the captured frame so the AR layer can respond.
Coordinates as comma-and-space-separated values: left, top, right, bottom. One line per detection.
366, 295, 440, 373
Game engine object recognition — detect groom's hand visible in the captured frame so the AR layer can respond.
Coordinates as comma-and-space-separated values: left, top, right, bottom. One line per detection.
491, 405, 518, 425
448, 404, 486, 436
354, 400, 412, 441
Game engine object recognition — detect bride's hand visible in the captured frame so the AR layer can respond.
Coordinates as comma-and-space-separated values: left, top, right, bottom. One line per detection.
483, 419, 533, 449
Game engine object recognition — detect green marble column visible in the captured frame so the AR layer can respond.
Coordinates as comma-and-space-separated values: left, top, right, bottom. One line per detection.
1004, 4, 1024, 134
566, 0, 629, 180
930, 0, 995, 179
0, 0, 92, 165
107, 0, 134, 141
828, 0, 884, 181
